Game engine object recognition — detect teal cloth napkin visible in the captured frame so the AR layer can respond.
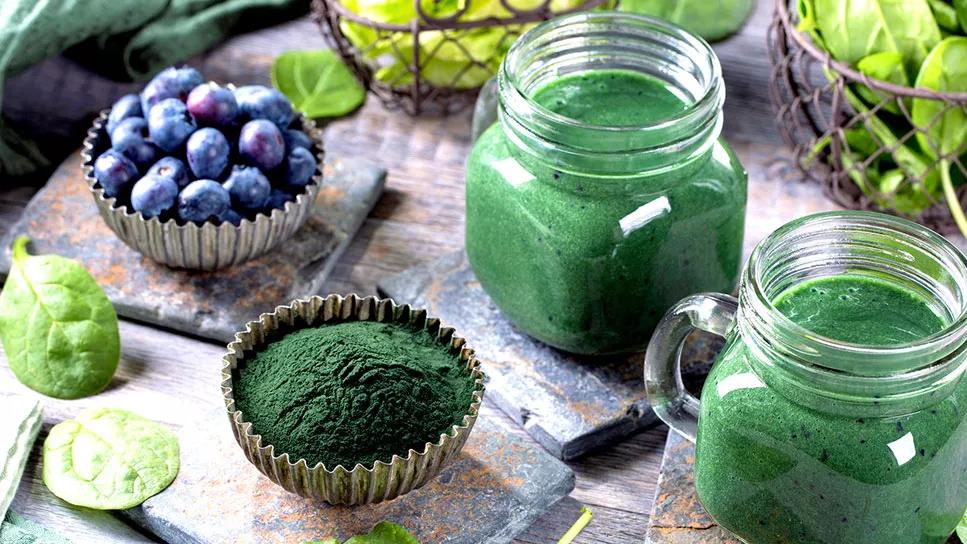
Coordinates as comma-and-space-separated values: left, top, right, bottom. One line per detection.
0, 0, 308, 177
0, 512, 71, 544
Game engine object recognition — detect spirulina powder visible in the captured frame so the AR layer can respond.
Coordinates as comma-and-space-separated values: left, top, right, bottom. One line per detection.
233, 320, 477, 468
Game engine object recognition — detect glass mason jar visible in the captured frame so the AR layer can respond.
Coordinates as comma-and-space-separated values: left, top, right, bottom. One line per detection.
646, 212, 967, 544
465, 12, 747, 355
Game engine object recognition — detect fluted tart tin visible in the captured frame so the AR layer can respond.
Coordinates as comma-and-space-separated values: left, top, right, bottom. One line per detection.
81, 110, 325, 271
220, 294, 485, 505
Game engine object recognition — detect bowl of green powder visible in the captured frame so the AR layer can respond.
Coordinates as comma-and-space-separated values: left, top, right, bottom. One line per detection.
221, 293, 485, 505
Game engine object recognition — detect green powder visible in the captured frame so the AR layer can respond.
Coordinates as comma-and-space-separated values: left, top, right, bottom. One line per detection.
233, 320, 477, 469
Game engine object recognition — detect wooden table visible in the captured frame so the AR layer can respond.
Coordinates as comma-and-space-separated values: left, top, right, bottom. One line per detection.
0, 1, 851, 542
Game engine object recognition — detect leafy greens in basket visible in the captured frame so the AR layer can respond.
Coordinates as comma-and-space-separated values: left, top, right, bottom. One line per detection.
337, 0, 586, 91
797, 0, 967, 235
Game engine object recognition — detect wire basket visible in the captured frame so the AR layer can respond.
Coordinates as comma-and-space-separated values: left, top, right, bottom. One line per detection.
312, 0, 608, 115
768, 0, 967, 234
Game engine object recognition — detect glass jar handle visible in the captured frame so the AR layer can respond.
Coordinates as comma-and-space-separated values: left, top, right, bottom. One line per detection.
644, 293, 737, 442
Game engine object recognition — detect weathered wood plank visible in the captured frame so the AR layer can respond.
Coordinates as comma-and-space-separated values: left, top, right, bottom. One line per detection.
122, 409, 575, 544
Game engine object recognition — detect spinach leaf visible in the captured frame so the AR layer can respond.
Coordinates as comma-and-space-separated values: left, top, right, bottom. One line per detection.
42, 408, 179, 510
928, 0, 961, 31
618, 0, 755, 42
271, 50, 365, 119
303, 522, 420, 544
813, 0, 941, 79
956, 506, 966, 543
955, 0, 967, 34
855, 51, 909, 114
344, 522, 420, 544
912, 37, 967, 235
0, 236, 119, 399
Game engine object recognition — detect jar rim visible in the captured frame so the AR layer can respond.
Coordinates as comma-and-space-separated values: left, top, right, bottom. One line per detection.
497, 11, 725, 175
744, 211, 967, 372
502, 12, 722, 134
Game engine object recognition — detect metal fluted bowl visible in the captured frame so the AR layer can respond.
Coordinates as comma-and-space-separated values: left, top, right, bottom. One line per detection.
221, 294, 486, 505
81, 111, 325, 270
768, 0, 967, 234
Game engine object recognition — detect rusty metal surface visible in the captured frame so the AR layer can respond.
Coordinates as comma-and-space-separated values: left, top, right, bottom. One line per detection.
121, 408, 575, 544
0, 151, 386, 343
378, 250, 660, 460
645, 432, 741, 544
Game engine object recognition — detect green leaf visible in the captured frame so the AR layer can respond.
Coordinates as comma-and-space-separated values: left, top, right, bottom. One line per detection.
956, 506, 966, 543
928, 0, 961, 31
42, 408, 179, 510
913, 37, 967, 236
344, 522, 420, 544
271, 50, 366, 119
0, 236, 119, 399
855, 51, 909, 114
913, 37, 967, 158
954, 0, 967, 33
617, 0, 754, 42
340, 0, 585, 90
813, 0, 941, 79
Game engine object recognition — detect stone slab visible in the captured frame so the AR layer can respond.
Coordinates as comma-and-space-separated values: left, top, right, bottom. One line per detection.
645, 431, 740, 544
0, 151, 385, 343
121, 409, 575, 544
378, 251, 726, 460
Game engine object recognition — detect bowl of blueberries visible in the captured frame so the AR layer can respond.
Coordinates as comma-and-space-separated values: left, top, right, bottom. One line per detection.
82, 65, 324, 270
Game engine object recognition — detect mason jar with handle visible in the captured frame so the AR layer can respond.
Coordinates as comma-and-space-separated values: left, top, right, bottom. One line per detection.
646, 211, 967, 543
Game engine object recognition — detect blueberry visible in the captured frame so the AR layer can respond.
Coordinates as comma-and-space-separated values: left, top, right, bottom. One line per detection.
234, 86, 293, 128
147, 157, 190, 189
238, 120, 285, 171
110, 118, 159, 169
186, 128, 230, 180
148, 98, 197, 152
265, 188, 295, 211
283, 129, 312, 152
106, 94, 142, 136
178, 179, 231, 223
131, 174, 179, 218
222, 165, 271, 210
220, 208, 244, 226
110, 117, 149, 145
187, 83, 238, 127
93, 150, 139, 198
282, 147, 317, 189
141, 66, 204, 115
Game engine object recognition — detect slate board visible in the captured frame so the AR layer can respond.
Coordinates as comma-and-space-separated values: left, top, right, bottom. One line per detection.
0, 151, 385, 343
644, 431, 740, 544
378, 251, 726, 460
121, 409, 575, 544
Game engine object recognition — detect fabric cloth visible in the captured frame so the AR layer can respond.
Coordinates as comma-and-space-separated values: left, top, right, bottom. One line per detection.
0, 512, 71, 544
0, 0, 308, 177
0, 396, 41, 524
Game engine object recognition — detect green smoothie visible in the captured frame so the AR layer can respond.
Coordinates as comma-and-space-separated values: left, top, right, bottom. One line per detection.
465, 70, 746, 354
695, 273, 966, 543
531, 71, 689, 126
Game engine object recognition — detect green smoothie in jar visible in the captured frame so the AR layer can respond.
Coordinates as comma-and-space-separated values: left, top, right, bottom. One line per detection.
466, 12, 747, 355
646, 212, 967, 544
